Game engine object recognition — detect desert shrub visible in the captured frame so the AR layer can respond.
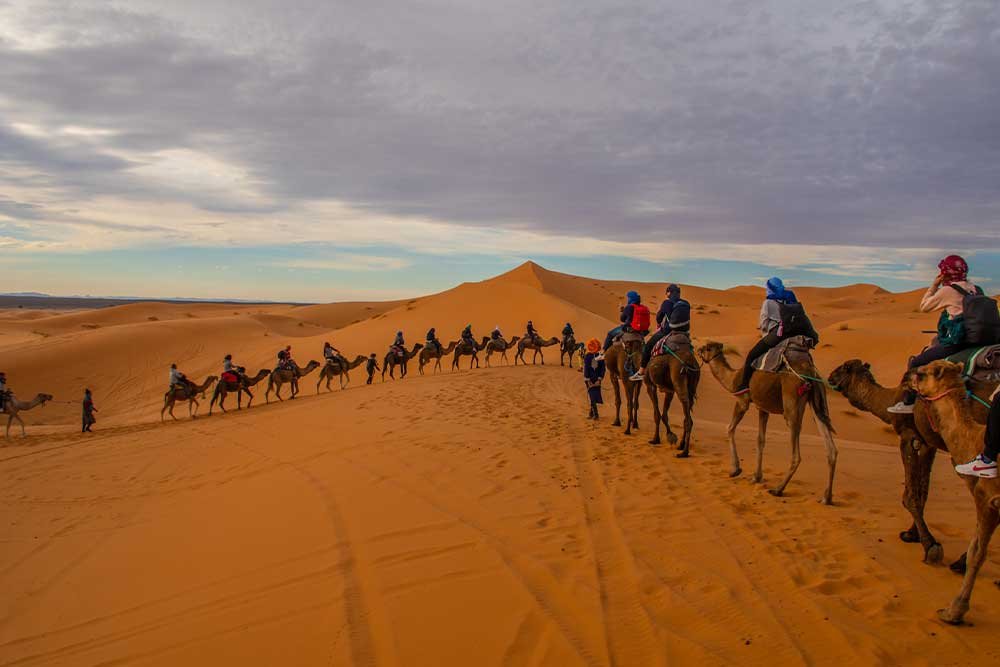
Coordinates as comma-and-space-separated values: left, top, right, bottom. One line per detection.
838, 323, 851, 331
148, 316, 159, 321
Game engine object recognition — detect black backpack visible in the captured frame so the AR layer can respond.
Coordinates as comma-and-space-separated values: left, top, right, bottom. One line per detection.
950, 285, 1000, 345
777, 301, 819, 343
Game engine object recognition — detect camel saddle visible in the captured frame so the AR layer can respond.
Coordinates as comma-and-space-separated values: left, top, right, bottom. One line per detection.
391, 345, 406, 359
221, 371, 240, 385
616, 331, 645, 346
752, 335, 816, 373
652, 331, 692, 357
945, 344, 1000, 384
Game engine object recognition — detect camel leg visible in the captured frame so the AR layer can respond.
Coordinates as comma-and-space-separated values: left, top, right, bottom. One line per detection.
661, 391, 678, 447
727, 400, 751, 477
937, 503, 999, 625
678, 390, 694, 458
611, 375, 623, 427
753, 410, 769, 483
813, 411, 838, 505
5, 413, 10, 439
771, 402, 806, 497
647, 381, 662, 445
624, 379, 636, 435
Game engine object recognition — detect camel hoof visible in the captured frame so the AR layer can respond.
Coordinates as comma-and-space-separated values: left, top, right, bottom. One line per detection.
649, 439, 661, 446
899, 528, 921, 544
676, 451, 690, 459
751, 475, 763, 484
612, 420, 621, 427
729, 468, 742, 478
937, 608, 967, 626
925, 543, 944, 565
819, 495, 833, 506
768, 489, 783, 497
950, 553, 968, 575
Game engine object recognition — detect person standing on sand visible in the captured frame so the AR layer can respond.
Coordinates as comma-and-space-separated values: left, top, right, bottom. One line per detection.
583, 339, 606, 420
366, 353, 380, 384
889, 255, 988, 414
0, 371, 8, 412
954, 385, 1000, 478
82, 389, 97, 433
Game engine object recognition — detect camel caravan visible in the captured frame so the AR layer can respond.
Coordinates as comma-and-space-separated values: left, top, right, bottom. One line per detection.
6, 254, 1000, 624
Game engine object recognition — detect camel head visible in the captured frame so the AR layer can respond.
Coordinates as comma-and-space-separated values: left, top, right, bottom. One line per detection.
827, 359, 873, 393
38, 393, 54, 405
696, 341, 724, 364
912, 360, 965, 398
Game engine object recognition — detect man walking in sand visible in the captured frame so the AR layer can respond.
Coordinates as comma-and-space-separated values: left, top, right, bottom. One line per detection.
82, 389, 97, 432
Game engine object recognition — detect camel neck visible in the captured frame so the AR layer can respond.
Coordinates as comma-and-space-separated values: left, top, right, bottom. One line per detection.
931, 395, 984, 462
708, 355, 741, 393
843, 376, 900, 425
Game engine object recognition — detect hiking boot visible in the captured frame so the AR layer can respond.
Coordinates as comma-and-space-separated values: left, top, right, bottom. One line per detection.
955, 454, 998, 479
887, 401, 915, 415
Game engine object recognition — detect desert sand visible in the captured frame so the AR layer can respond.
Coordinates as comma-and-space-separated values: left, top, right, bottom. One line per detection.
1, 262, 998, 665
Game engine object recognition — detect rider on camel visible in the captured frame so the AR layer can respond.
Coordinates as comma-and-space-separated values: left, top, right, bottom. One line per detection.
461, 324, 476, 348
222, 354, 244, 384
603, 291, 649, 351
632, 284, 691, 381
426, 328, 441, 355
561, 322, 575, 350
169, 364, 194, 393
0, 371, 8, 411
323, 342, 348, 368
526, 320, 539, 345
391, 331, 406, 357
277, 345, 298, 372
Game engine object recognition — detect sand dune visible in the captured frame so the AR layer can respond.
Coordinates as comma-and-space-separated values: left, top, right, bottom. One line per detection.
1, 262, 998, 665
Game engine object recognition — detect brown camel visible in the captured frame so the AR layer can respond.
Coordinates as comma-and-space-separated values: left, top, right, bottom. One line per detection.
161, 376, 218, 422
3, 392, 54, 438
829, 359, 993, 571
484, 336, 520, 367
559, 334, 579, 368
265, 361, 320, 403
515, 336, 560, 365
418, 341, 457, 375
383, 344, 423, 380
452, 336, 489, 371
209, 368, 270, 414
697, 341, 838, 504
317, 355, 367, 392
911, 361, 1000, 625
644, 346, 700, 456
604, 336, 644, 434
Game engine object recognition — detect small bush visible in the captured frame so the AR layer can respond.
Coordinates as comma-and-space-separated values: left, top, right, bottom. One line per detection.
837, 323, 851, 331
708, 309, 720, 315
148, 316, 159, 321
81, 323, 100, 329
31, 330, 50, 337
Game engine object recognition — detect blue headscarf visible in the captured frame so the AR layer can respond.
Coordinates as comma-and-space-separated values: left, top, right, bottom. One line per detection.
765, 277, 797, 304
626, 290, 641, 305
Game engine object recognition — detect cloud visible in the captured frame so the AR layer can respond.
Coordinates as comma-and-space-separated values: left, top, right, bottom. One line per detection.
0, 0, 997, 279
276, 254, 411, 272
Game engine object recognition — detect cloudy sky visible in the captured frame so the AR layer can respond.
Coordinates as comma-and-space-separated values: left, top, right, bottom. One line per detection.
1, 0, 998, 301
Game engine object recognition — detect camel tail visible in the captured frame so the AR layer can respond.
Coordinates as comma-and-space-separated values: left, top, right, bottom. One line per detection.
808, 379, 836, 436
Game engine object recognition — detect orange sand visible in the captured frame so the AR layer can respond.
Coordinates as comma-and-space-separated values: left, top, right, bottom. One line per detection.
1, 262, 998, 665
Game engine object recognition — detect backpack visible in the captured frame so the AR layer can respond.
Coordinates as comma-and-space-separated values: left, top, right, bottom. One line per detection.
630, 303, 651, 332
777, 301, 819, 343
950, 285, 1000, 345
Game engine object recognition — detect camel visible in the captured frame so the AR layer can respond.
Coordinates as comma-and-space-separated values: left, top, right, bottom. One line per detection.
161, 376, 218, 422
3, 392, 53, 438
559, 334, 579, 368
383, 344, 423, 380
604, 336, 644, 434
643, 345, 700, 456
265, 361, 320, 403
829, 359, 993, 570
515, 336, 560, 365
452, 336, 489, 371
208, 369, 269, 415
911, 361, 1000, 625
697, 341, 838, 504
418, 341, 457, 375
484, 336, 520, 367
316, 355, 367, 391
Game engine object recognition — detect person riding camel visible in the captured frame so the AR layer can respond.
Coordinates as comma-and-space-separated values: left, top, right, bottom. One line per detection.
323, 342, 348, 368
391, 331, 406, 358
526, 320, 539, 345
222, 354, 244, 385
0, 371, 9, 411
888, 255, 997, 413
603, 290, 650, 352
461, 324, 476, 348
491, 326, 503, 341
276, 345, 299, 373
734, 277, 817, 395
632, 283, 691, 381
426, 328, 442, 355
169, 364, 194, 394
561, 322, 575, 350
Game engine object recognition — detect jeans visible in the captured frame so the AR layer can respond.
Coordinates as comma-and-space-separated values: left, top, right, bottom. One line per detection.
985, 392, 1000, 461
603, 326, 623, 351
739, 332, 783, 390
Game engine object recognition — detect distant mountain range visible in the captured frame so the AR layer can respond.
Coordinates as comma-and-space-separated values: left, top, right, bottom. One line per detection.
0, 292, 312, 305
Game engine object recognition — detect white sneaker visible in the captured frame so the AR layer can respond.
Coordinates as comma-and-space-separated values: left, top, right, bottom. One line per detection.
629, 371, 644, 382
887, 401, 915, 415
955, 455, 998, 479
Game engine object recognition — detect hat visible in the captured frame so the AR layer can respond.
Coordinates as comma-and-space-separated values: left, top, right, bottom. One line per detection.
938, 255, 968, 284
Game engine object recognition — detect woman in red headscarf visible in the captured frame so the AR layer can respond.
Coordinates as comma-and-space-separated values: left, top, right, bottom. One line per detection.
889, 254, 981, 413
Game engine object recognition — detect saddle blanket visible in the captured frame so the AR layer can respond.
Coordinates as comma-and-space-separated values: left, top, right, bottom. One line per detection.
221, 371, 239, 384
947, 344, 1000, 384
752, 335, 816, 373
652, 332, 693, 357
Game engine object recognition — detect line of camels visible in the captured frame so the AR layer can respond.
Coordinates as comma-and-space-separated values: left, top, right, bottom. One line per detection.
6, 327, 999, 625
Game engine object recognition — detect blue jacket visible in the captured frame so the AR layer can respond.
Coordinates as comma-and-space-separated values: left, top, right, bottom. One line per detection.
583, 353, 606, 382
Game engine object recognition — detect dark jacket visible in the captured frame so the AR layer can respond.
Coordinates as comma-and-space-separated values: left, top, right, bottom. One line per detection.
426, 329, 436, 341
620, 304, 634, 326
366, 358, 379, 373
583, 353, 606, 383
562, 324, 574, 336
